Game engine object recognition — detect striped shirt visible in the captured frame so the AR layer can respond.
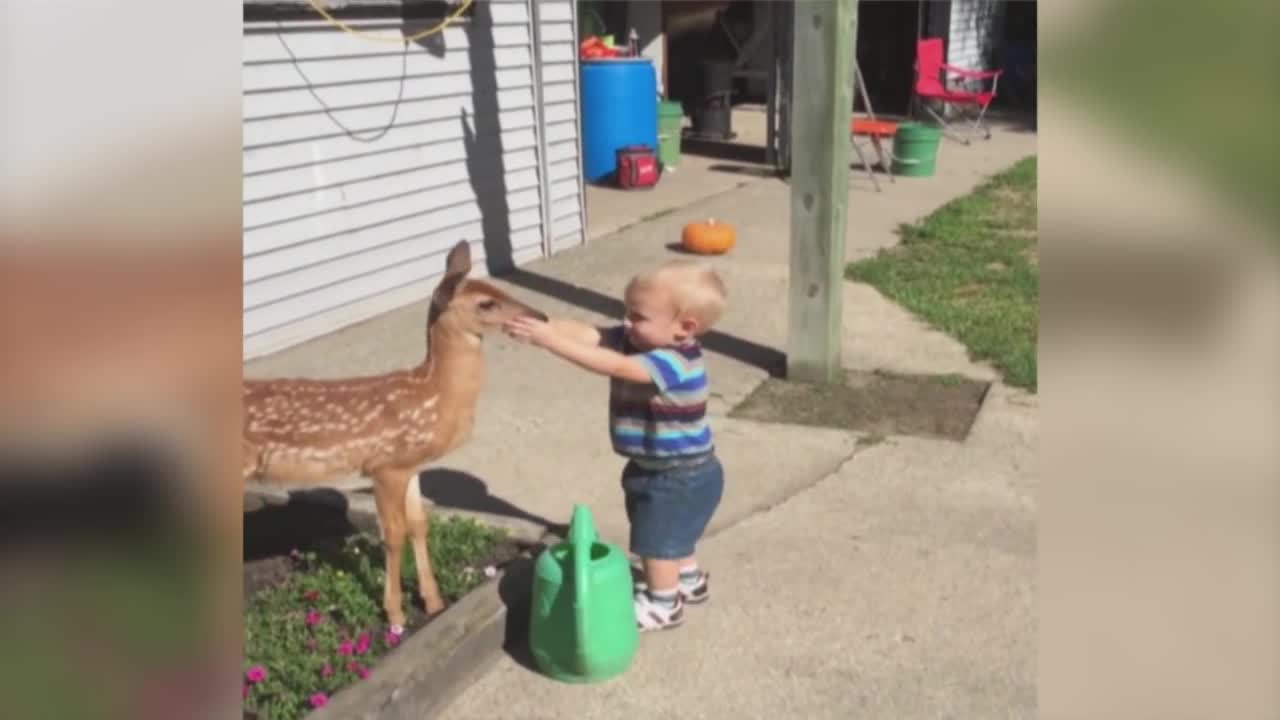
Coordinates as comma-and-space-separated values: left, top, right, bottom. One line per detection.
602, 326, 713, 467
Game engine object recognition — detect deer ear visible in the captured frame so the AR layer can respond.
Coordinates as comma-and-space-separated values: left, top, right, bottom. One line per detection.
428, 241, 472, 325
444, 240, 472, 277
428, 271, 463, 325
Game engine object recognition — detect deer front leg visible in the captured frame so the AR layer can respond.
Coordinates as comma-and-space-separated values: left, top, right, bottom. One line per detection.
404, 474, 445, 616
372, 470, 411, 633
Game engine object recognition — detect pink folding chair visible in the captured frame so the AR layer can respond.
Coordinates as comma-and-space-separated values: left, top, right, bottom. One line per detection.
913, 37, 1002, 144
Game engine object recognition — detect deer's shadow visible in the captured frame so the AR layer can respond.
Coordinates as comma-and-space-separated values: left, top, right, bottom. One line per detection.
417, 467, 568, 537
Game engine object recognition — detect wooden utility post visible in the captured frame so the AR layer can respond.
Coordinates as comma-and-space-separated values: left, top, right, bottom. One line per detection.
786, 0, 856, 383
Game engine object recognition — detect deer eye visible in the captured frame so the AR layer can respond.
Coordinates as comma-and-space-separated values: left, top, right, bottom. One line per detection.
477, 299, 497, 311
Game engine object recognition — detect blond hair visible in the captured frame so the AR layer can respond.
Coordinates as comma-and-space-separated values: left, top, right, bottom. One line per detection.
625, 260, 728, 334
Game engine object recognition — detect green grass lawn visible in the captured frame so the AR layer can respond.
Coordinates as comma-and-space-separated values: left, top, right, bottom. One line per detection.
846, 156, 1038, 391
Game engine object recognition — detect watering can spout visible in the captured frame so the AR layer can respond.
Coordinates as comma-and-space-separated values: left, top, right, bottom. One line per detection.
568, 503, 596, 548
569, 504, 594, 667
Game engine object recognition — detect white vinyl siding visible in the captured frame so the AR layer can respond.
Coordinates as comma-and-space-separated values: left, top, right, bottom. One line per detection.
533, 0, 587, 254
242, 0, 580, 359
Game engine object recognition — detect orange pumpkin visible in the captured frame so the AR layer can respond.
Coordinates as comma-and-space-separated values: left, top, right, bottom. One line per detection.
681, 218, 736, 255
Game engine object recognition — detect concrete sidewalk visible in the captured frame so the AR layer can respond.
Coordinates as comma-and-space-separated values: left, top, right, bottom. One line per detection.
445, 385, 1036, 719
246, 119, 1037, 718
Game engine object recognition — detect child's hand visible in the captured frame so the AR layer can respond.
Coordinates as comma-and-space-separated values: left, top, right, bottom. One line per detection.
504, 316, 556, 347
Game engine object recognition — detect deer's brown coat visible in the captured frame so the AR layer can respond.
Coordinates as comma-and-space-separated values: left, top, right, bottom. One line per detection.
242, 241, 545, 629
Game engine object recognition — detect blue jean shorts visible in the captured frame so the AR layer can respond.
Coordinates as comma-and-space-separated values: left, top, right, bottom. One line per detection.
621, 453, 724, 560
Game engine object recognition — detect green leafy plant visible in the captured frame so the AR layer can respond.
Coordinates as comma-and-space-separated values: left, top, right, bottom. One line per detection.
243, 518, 507, 720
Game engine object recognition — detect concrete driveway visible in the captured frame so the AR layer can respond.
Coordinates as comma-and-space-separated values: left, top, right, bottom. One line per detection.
246, 117, 1039, 719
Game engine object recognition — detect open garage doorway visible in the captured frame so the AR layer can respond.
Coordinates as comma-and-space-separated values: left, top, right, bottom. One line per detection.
653, 0, 930, 174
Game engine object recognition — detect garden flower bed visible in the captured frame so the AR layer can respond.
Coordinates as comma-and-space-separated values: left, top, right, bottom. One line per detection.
242, 508, 522, 720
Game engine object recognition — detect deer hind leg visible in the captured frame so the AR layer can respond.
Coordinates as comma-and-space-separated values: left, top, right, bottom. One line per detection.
372, 469, 412, 633
405, 473, 445, 615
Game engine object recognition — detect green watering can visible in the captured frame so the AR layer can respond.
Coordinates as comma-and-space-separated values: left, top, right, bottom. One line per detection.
529, 504, 638, 683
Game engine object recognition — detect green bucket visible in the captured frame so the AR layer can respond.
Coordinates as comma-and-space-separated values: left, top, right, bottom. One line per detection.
891, 122, 943, 177
657, 100, 684, 169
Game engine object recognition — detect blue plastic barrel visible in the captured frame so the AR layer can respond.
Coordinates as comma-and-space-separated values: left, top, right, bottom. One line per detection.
579, 58, 658, 184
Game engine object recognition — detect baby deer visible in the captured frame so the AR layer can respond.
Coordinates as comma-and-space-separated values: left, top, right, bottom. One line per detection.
242, 240, 546, 632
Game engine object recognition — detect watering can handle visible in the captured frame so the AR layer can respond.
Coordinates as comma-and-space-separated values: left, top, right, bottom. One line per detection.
569, 505, 593, 652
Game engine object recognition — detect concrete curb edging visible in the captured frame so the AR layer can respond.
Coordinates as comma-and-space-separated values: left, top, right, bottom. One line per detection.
243, 487, 559, 720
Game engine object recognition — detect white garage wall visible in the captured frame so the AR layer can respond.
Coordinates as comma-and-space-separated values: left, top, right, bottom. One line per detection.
242, 0, 583, 359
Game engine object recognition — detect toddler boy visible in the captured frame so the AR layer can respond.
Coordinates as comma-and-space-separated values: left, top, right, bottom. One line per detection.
504, 260, 727, 631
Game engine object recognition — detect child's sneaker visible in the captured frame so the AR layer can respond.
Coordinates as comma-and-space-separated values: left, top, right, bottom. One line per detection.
679, 570, 710, 605
634, 591, 684, 632
634, 571, 711, 605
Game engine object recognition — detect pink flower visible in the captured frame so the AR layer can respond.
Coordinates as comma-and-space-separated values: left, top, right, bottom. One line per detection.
357, 666, 370, 680
305, 610, 323, 627
309, 693, 328, 709
337, 640, 354, 656
346, 661, 369, 679
320, 663, 333, 678
303, 589, 319, 602
384, 630, 401, 647
244, 666, 267, 684
354, 633, 371, 655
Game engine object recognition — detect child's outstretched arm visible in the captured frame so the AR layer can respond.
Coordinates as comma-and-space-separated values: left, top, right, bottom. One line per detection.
544, 317, 602, 346
505, 316, 651, 384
